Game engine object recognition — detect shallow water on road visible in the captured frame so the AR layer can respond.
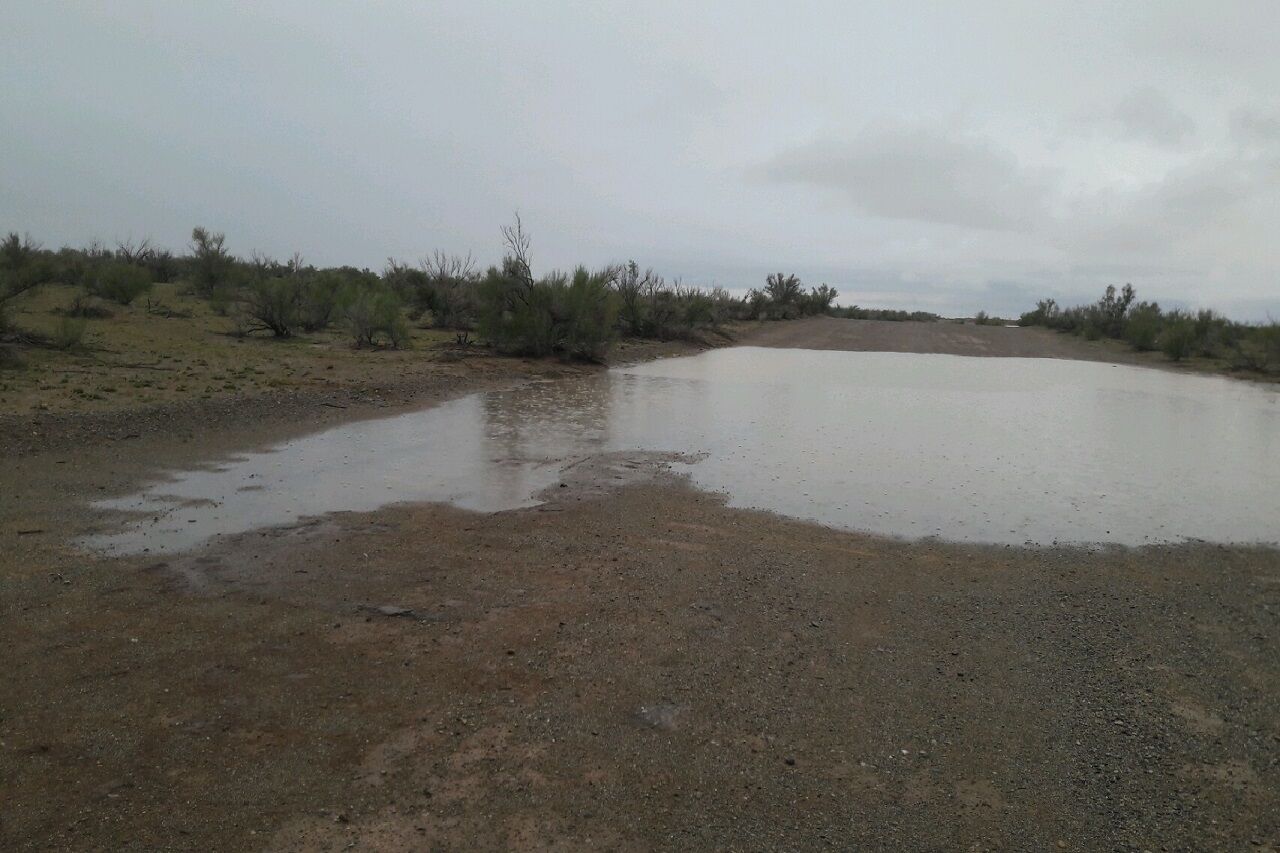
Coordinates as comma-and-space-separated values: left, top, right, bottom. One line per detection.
86, 347, 1280, 553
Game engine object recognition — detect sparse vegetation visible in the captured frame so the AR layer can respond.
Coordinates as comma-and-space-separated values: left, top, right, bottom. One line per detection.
834, 306, 940, 322
1019, 285, 1280, 376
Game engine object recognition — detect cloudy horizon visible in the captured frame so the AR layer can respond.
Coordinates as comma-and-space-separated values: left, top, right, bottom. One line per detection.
4, 1, 1278, 319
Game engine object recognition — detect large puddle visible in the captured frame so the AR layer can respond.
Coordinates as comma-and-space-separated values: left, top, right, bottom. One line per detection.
87, 347, 1280, 553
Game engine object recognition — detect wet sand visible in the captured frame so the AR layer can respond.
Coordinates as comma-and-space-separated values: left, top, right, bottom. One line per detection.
3, 319, 1278, 851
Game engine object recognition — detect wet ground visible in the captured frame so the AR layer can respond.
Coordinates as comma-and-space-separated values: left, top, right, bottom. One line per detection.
89, 348, 1280, 554
3, 318, 1279, 851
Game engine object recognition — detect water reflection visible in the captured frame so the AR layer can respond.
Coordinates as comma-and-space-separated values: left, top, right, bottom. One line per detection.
85, 348, 1280, 554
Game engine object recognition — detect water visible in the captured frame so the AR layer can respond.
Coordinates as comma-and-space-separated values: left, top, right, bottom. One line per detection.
85, 348, 1280, 554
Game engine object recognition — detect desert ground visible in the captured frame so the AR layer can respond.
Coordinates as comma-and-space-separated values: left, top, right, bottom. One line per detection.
2, 317, 1277, 851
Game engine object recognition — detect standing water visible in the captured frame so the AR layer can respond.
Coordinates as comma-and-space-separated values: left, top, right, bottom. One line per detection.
85, 348, 1280, 553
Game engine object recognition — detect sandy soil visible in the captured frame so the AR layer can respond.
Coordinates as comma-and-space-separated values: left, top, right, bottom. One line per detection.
3, 318, 1278, 851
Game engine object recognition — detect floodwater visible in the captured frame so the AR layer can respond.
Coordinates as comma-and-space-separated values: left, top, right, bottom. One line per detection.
86, 347, 1280, 554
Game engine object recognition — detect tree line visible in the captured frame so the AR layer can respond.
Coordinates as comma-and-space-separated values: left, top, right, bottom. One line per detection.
0, 219, 851, 362
1019, 284, 1280, 374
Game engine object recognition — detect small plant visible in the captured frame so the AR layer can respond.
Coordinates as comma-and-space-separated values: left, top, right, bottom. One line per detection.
65, 292, 114, 318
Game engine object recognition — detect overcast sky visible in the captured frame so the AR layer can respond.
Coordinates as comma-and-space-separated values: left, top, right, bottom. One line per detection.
4, 2, 1278, 317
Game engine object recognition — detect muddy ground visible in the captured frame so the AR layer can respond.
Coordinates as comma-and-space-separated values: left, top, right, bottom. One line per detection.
2, 318, 1278, 851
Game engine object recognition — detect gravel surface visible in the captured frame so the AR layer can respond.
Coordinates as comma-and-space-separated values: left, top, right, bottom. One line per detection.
2, 320, 1277, 851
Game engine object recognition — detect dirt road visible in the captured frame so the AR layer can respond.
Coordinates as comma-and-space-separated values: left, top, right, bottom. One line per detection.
743, 315, 1145, 361
3, 321, 1277, 851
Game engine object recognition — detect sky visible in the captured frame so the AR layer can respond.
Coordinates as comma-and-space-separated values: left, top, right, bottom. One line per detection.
3, 1, 1278, 318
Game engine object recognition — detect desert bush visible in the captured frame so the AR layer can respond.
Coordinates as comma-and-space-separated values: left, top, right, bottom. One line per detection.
1123, 302, 1163, 351
0, 232, 49, 333
1019, 298, 1059, 327
52, 315, 87, 350
478, 264, 619, 359
190, 227, 232, 297
418, 252, 480, 329
1159, 316, 1197, 361
764, 272, 803, 308
89, 261, 153, 305
834, 305, 940, 322
805, 284, 838, 315
478, 257, 558, 356
1096, 284, 1136, 338
557, 267, 619, 360
64, 292, 114, 319
383, 259, 429, 304
299, 269, 347, 331
240, 274, 302, 337
342, 281, 409, 348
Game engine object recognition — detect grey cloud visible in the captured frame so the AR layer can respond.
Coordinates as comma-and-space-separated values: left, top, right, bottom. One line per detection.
1230, 107, 1280, 146
2, 2, 1278, 319
1109, 88, 1195, 147
759, 126, 1050, 231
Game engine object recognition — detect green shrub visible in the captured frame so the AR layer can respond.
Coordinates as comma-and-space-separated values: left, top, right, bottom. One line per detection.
1160, 318, 1197, 361
299, 270, 347, 331
417, 252, 481, 330
89, 262, 153, 305
478, 262, 617, 359
478, 259, 557, 356
0, 233, 48, 331
190, 227, 232, 297
52, 315, 87, 350
558, 267, 619, 360
1123, 302, 1163, 351
240, 275, 302, 337
342, 282, 409, 348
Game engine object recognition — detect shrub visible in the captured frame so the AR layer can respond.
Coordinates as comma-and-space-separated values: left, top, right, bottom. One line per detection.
65, 292, 114, 319
477, 262, 618, 358
342, 281, 409, 348
478, 258, 557, 356
0, 232, 47, 332
299, 270, 347, 331
1019, 298, 1059, 327
557, 267, 619, 361
240, 275, 302, 337
418, 252, 480, 329
764, 272, 803, 308
89, 262, 153, 305
834, 305, 940, 322
52, 315, 87, 350
190, 227, 232, 297
1123, 302, 1163, 351
804, 284, 838, 315
1159, 317, 1197, 361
